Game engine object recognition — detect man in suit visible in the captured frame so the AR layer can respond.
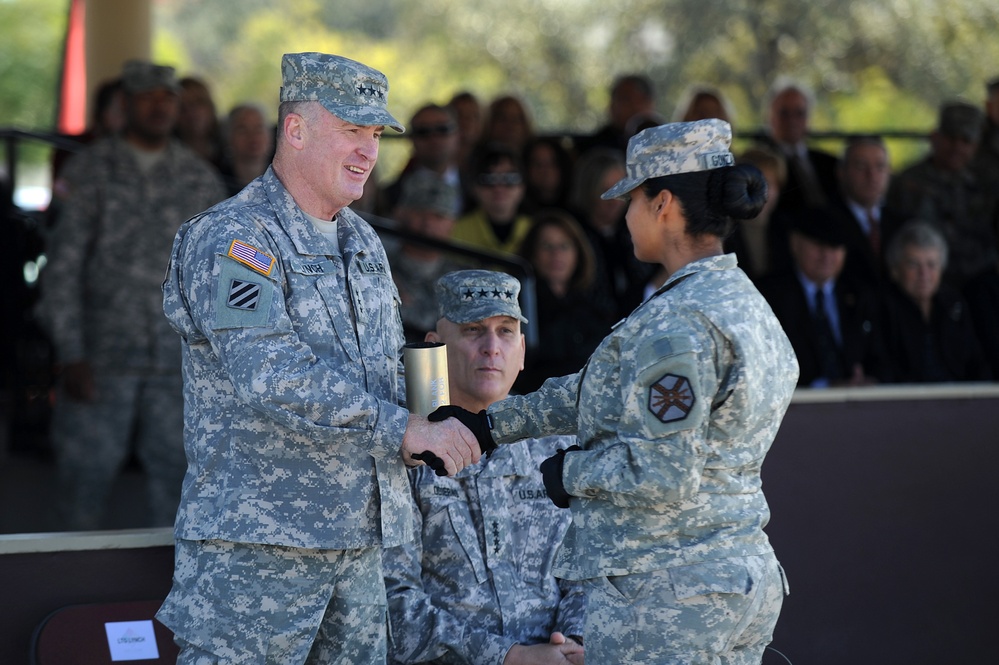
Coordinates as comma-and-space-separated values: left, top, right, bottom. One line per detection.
828, 135, 907, 289
758, 212, 884, 388
764, 82, 840, 218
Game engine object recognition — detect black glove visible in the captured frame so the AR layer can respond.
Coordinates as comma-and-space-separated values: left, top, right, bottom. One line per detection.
411, 451, 449, 476
540, 445, 581, 509
428, 405, 498, 455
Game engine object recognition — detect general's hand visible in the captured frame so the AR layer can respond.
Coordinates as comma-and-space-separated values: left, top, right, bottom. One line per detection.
503, 638, 584, 665
61, 361, 96, 402
402, 414, 481, 477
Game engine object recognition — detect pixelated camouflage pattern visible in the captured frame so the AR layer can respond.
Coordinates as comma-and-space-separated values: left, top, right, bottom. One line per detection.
37, 135, 225, 529
384, 437, 586, 664
51, 373, 185, 529
159, 539, 387, 664
435, 269, 528, 325
280, 52, 404, 132
161, 165, 413, 550
40, 136, 226, 369
582, 553, 787, 662
398, 170, 462, 218
386, 249, 469, 340
489, 253, 799, 580
120, 59, 180, 94
601, 118, 736, 200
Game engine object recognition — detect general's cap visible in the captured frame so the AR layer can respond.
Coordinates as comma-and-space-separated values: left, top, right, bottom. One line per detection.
436, 270, 527, 325
279, 52, 404, 132
121, 60, 180, 95
601, 118, 735, 200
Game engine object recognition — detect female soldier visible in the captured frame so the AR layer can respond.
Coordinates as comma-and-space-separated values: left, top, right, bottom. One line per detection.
430, 118, 799, 662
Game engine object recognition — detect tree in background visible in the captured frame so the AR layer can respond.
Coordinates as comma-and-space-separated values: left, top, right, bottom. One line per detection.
4, 0, 999, 170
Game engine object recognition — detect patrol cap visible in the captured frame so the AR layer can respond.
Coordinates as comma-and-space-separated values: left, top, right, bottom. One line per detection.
120, 60, 180, 95
398, 171, 461, 218
601, 118, 735, 200
435, 270, 528, 325
937, 101, 983, 142
279, 52, 404, 132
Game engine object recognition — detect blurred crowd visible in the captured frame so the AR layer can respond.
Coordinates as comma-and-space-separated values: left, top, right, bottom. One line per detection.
3, 62, 999, 530
369, 75, 999, 391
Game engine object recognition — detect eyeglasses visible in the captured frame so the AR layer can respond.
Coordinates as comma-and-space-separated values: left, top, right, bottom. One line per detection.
477, 172, 523, 187
410, 124, 456, 138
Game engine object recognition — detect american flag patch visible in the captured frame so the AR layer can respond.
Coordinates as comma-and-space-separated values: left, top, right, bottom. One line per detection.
227, 279, 261, 311
227, 239, 275, 276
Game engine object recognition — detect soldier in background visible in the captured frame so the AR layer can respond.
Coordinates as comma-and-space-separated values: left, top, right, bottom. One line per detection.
384, 270, 585, 665
155, 52, 481, 664
37, 60, 226, 530
972, 76, 999, 186
385, 171, 469, 342
887, 101, 999, 288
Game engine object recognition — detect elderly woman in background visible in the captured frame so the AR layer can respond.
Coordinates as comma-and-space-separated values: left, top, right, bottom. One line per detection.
880, 220, 990, 382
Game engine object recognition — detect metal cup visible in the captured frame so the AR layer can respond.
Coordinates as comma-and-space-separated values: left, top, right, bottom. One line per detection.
403, 342, 450, 417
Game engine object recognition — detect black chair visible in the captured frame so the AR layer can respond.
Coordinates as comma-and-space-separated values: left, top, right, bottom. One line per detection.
30, 600, 179, 664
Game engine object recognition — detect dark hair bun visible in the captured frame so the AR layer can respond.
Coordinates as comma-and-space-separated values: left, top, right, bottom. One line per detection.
714, 164, 768, 220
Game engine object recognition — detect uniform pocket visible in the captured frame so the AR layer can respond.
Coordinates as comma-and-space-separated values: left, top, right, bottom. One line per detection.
668, 560, 754, 601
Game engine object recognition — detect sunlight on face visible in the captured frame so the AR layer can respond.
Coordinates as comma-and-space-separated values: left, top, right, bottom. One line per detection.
430, 316, 525, 411
300, 109, 382, 212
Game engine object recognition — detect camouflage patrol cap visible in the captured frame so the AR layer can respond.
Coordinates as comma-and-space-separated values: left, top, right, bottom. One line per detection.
937, 101, 983, 142
601, 118, 735, 200
280, 52, 404, 132
399, 171, 461, 218
436, 270, 528, 325
120, 60, 180, 95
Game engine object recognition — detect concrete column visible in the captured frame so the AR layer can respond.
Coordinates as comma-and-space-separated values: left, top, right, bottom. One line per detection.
85, 0, 152, 110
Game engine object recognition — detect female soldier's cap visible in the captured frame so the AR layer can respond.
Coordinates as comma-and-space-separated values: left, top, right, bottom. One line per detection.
435, 270, 528, 325
601, 118, 735, 200
279, 52, 405, 133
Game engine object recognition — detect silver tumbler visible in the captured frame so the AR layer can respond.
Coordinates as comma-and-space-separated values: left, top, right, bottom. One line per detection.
403, 342, 450, 417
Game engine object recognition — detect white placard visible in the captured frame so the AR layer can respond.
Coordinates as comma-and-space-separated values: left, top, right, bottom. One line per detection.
104, 620, 160, 661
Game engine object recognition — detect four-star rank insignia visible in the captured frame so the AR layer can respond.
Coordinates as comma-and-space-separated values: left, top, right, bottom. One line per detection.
648, 373, 695, 423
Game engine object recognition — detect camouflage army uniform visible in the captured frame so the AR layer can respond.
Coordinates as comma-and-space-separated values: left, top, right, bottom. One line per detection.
155, 165, 412, 663
490, 254, 799, 663
384, 437, 585, 665
386, 249, 467, 340
38, 134, 226, 529
886, 157, 999, 286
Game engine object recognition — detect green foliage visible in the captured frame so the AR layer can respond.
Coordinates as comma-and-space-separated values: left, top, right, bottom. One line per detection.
5, 0, 999, 181
0, 0, 67, 129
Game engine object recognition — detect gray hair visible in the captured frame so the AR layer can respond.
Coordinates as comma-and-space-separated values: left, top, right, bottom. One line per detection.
886, 220, 949, 271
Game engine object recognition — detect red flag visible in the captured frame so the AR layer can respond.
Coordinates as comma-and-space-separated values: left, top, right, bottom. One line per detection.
56, 0, 87, 134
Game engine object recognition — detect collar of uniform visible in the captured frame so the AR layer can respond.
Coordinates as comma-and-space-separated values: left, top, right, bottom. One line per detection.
262, 165, 366, 258
458, 441, 532, 479
657, 253, 737, 296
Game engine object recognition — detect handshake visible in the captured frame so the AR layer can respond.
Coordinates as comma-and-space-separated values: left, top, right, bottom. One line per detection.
402, 405, 497, 477
402, 405, 581, 511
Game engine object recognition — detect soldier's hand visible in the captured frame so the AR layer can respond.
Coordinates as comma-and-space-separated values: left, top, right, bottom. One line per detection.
428, 405, 497, 455
61, 361, 96, 402
402, 414, 481, 476
503, 639, 584, 664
